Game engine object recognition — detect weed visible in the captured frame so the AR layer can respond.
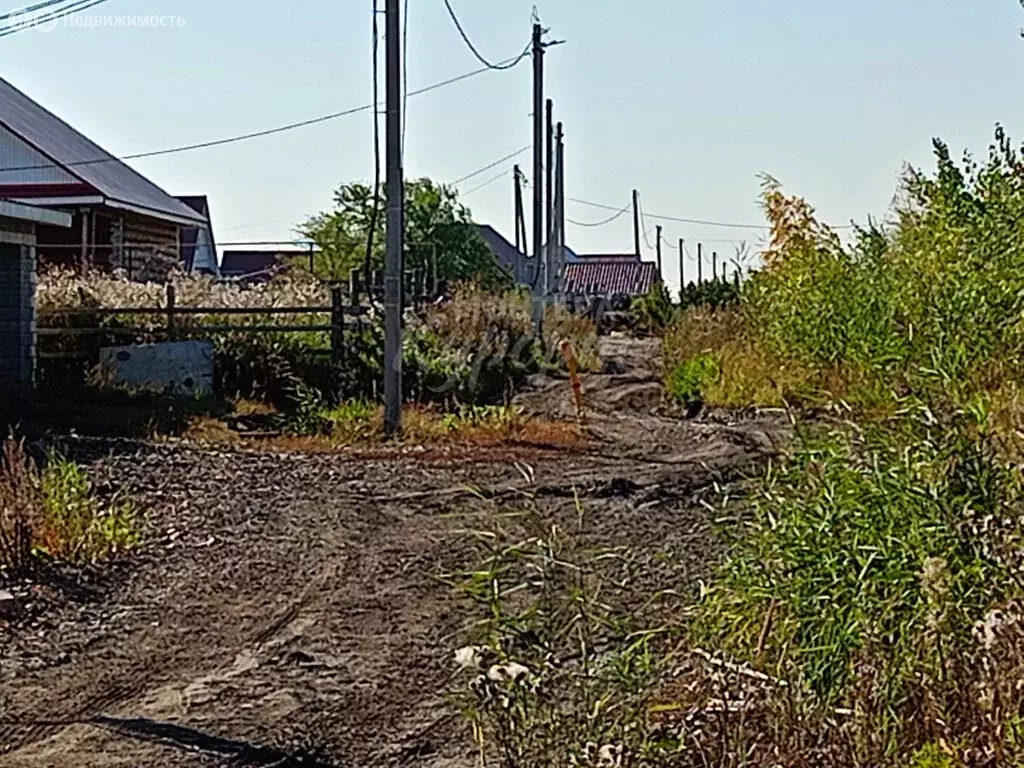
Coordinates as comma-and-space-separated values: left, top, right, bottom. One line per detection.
0, 437, 37, 574
666, 355, 719, 406
446, 509, 682, 768
37, 455, 140, 563
0, 436, 140, 572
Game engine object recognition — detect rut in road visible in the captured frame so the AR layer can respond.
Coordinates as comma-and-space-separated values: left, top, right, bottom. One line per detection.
0, 337, 788, 767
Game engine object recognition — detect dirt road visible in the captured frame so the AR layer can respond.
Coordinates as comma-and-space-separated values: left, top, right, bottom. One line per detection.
0, 338, 786, 767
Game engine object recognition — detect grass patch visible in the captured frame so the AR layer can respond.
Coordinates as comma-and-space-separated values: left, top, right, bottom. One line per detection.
0, 436, 140, 575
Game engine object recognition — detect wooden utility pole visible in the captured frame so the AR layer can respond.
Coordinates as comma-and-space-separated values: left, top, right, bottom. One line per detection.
678, 238, 685, 289
555, 121, 565, 295
532, 22, 544, 296
712, 251, 718, 282
384, 0, 404, 436
655, 225, 663, 278
632, 189, 641, 260
544, 98, 554, 300
697, 242, 703, 285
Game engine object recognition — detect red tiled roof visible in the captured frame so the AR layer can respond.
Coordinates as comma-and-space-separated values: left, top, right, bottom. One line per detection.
563, 260, 659, 296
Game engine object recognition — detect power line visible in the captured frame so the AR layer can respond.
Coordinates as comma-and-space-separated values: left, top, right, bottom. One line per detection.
566, 203, 630, 228
0, 0, 74, 23
0, 0, 113, 38
364, 0, 383, 290
440, 0, 532, 70
569, 196, 769, 231
452, 146, 529, 185
401, 0, 409, 152
568, 195, 852, 231
461, 169, 509, 196
0, 58, 531, 174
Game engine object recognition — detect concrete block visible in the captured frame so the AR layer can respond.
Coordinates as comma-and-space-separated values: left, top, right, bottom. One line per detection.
99, 340, 214, 397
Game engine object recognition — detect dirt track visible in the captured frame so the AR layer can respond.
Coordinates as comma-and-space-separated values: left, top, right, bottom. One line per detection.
0, 337, 787, 767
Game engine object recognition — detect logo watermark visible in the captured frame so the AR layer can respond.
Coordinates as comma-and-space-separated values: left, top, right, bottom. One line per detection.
30, 13, 186, 33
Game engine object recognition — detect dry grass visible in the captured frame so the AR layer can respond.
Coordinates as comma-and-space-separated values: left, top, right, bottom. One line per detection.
37, 267, 330, 314
180, 403, 586, 454
663, 307, 812, 407
0, 437, 37, 574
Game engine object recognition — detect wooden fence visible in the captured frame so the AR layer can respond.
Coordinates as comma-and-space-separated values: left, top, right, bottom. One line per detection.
35, 282, 385, 363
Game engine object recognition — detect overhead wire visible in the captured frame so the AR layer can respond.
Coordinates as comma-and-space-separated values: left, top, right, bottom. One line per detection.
0, 0, 76, 23
567, 195, 852, 231
566, 203, 630, 228
461, 169, 509, 196
0, 57, 532, 175
440, 0, 532, 71
363, 0, 383, 289
401, 0, 409, 153
0, 0, 113, 37
452, 146, 529, 185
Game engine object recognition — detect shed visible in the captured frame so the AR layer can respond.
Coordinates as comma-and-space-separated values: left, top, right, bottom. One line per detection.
0, 199, 72, 387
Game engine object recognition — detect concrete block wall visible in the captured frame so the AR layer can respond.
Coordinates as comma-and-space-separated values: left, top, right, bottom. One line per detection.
0, 241, 36, 388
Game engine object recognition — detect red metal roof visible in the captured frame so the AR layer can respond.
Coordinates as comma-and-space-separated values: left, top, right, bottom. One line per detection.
563, 260, 660, 296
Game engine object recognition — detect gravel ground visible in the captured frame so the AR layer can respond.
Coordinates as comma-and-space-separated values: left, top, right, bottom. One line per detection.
0, 338, 788, 767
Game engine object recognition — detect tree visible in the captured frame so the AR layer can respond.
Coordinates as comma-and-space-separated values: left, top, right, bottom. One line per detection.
297, 178, 503, 286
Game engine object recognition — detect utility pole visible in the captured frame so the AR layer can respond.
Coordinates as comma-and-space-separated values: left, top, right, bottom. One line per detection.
532, 22, 544, 306
655, 225, 663, 279
678, 238, 685, 290
544, 98, 554, 300
383, 0, 404, 436
632, 189, 641, 260
554, 121, 565, 297
712, 251, 718, 282
697, 242, 703, 285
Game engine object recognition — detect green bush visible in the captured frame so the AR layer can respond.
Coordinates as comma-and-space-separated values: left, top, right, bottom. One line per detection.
666, 354, 719, 405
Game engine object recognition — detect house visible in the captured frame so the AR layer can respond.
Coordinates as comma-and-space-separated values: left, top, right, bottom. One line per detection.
0, 77, 208, 281
0, 200, 72, 387
177, 196, 219, 276
474, 224, 535, 285
562, 253, 660, 298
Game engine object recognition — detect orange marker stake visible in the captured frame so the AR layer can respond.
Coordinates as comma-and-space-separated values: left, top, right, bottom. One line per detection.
560, 340, 586, 426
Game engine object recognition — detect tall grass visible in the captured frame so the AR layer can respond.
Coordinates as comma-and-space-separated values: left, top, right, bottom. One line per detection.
658, 128, 1024, 765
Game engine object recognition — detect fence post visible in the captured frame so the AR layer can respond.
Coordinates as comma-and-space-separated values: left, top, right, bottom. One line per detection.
166, 283, 176, 340
331, 285, 345, 366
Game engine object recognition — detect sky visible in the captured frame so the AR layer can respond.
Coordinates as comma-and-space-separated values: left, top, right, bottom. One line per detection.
3, 0, 1024, 293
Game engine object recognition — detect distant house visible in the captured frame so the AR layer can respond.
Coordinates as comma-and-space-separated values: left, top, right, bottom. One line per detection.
177, 196, 219, 276
562, 253, 660, 297
220, 249, 311, 283
474, 224, 534, 286
0, 200, 72, 387
0, 77, 207, 281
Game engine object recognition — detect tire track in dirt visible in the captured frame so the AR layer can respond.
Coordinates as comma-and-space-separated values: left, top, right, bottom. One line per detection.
0, 338, 789, 767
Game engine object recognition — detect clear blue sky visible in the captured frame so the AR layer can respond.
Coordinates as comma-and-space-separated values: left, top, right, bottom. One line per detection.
4, 0, 1024, 291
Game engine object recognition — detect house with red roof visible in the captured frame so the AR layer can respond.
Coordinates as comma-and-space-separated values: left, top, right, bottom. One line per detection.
562, 252, 660, 298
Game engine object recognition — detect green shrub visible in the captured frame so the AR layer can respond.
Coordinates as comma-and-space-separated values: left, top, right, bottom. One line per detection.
629, 281, 677, 333
666, 354, 719, 405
